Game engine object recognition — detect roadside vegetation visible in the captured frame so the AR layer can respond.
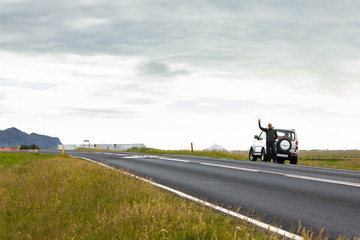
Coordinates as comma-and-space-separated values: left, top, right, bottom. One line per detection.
1, 152, 283, 239
124, 147, 360, 171
297, 150, 360, 171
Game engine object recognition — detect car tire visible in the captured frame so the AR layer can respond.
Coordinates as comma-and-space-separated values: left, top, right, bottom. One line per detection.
277, 138, 292, 154
277, 158, 285, 164
290, 157, 298, 165
249, 148, 257, 161
261, 148, 266, 162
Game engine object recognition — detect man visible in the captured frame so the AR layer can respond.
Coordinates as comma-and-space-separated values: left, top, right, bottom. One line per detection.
258, 119, 278, 163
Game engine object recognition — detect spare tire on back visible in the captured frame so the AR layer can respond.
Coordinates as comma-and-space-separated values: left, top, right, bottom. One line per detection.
276, 138, 292, 154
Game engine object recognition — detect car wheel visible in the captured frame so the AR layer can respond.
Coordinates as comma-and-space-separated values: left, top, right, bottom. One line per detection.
277, 158, 285, 164
249, 148, 257, 161
276, 138, 292, 154
260, 149, 266, 162
290, 157, 298, 165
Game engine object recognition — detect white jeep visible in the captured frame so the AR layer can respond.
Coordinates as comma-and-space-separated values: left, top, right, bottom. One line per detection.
249, 129, 299, 164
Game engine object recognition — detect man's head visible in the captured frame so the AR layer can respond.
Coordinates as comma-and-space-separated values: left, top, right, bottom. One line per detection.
268, 123, 273, 129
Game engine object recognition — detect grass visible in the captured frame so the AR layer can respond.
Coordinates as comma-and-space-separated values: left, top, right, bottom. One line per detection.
0, 152, 53, 167
297, 150, 360, 171
0, 152, 284, 239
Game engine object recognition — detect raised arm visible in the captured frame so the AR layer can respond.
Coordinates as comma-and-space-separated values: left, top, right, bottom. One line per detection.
258, 119, 266, 131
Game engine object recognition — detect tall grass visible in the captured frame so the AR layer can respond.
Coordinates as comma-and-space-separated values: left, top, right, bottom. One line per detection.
298, 150, 360, 171
0, 153, 281, 239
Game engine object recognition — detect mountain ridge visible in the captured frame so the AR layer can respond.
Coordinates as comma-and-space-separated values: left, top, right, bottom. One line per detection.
0, 127, 62, 149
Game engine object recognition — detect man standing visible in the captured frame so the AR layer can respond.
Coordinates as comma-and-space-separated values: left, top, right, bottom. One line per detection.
258, 119, 278, 163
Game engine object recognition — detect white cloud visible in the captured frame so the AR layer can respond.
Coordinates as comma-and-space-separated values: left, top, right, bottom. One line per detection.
136, 61, 189, 77
0, 1, 359, 150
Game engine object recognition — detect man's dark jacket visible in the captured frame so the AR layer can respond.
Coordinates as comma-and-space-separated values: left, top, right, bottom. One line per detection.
259, 122, 278, 142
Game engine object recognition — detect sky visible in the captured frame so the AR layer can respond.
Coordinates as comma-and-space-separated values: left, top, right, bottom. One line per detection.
1, 0, 359, 150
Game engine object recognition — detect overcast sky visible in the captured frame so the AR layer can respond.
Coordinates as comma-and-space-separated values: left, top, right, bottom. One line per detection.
1, 0, 359, 150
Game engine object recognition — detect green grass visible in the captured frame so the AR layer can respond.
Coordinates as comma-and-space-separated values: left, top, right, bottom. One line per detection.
298, 150, 360, 171
0, 152, 54, 167
0, 152, 285, 239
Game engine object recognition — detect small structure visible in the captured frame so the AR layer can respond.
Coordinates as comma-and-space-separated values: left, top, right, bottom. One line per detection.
92, 144, 146, 151
57, 145, 79, 151
205, 144, 227, 151
0, 146, 20, 151
57, 144, 146, 151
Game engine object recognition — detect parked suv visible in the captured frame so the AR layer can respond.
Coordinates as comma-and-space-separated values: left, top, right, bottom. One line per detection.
249, 129, 299, 164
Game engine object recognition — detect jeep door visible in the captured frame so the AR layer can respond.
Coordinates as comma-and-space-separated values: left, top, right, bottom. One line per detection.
254, 131, 266, 154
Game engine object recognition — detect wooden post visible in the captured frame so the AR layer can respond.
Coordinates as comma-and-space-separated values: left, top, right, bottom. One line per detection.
191, 142, 194, 152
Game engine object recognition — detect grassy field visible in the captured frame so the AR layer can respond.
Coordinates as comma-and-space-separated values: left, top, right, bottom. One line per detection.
122, 147, 360, 171
0, 152, 288, 239
297, 150, 360, 171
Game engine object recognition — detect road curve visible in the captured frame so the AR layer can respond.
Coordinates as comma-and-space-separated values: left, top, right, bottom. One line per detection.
44, 150, 360, 239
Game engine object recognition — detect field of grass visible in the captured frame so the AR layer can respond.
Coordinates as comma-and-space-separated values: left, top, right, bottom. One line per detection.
297, 150, 360, 171
0, 152, 287, 239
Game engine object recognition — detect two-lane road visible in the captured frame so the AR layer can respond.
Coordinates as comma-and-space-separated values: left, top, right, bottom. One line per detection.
44, 150, 360, 239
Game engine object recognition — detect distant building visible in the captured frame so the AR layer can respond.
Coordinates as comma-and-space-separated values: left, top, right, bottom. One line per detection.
91, 144, 146, 150
57, 143, 146, 151
0, 146, 20, 151
57, 145, 79, 150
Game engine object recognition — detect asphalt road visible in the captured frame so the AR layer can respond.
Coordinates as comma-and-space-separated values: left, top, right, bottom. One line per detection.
44, 150, 360, 239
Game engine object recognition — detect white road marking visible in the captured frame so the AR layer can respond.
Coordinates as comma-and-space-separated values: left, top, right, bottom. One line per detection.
74, 155, 303, 240
117, 154, 360, 188
157, 156, 190, 163
200, 162, 259, 172
202, 162, 360, 188
284, 174, 360, 188
123, 155, 143, 159
122, 154, 189, 162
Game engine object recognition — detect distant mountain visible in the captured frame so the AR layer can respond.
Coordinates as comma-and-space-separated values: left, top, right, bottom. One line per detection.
0, 127, 62, 149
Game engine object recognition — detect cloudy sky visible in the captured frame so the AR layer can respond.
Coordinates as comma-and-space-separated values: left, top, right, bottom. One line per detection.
1, 0, 359, 150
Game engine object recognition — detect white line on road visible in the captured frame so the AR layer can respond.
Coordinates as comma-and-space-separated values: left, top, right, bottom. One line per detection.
122, 154, 190, 162
74, 155, 303, 240
202, 162, 360, 188
123, 155, 143, 159
200, 162, 259, 172
284, 173, 360, 188
157, 156, 190, 163
112, 153, 360, 188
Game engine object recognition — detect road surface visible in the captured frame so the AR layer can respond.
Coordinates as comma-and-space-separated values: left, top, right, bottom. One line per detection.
44, 150, 360, 239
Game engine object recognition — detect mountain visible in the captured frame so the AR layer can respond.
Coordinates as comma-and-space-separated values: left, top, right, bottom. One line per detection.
0, 127, 62, 149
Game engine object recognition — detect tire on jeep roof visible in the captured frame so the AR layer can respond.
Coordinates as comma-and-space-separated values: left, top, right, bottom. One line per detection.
276, 138, 292, 154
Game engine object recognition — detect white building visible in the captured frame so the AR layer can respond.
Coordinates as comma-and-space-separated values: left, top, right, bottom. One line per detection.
57, 143, 145, 151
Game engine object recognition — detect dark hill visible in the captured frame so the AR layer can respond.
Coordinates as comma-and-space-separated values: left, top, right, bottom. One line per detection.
0, 127, 62, 149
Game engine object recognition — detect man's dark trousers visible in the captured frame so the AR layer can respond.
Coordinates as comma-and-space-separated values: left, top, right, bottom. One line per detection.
266, 141, 277, 163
